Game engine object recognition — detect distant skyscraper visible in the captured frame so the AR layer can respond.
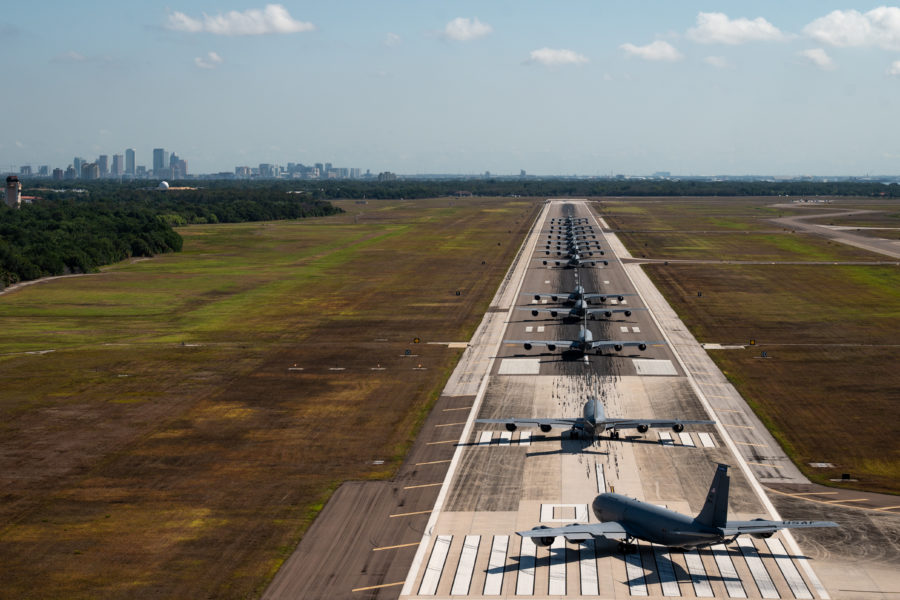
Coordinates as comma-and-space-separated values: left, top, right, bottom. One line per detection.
73, 157, 84, 177
38, 166, 49, 176
153, 148, 166, 174
111, 154, 124, 176
5, 176, 22, 208
169, 151, 179, 168
98, 155, 109, 177
52, 168, 64, 180
81, 162, 99, 180
19, 166, 32, 176
125, 148, 135, 175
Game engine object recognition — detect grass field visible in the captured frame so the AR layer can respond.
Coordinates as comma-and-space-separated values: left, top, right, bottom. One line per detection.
0, 197, 539, 599
600, 197, 900, 494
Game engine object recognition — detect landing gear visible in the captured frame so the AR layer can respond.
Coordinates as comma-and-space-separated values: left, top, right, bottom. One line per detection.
609, 430, 621, 440
617, 538, 637, 554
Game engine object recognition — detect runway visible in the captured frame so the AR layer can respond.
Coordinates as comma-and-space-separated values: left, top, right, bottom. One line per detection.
399, 200, 831, 600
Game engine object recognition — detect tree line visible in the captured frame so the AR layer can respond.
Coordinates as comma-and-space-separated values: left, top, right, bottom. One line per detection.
0, 184, 342, 288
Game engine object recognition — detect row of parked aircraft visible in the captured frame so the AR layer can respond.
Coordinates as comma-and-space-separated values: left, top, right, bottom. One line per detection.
486, 211, 837, 551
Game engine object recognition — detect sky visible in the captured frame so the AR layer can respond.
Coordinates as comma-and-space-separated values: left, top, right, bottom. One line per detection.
3, 1, 900, 176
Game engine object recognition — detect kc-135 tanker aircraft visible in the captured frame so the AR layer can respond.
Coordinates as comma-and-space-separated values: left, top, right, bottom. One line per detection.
518, 464, 838, 551
476, 396, 714, 440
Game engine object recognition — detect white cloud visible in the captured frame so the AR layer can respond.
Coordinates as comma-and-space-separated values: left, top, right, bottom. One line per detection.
195, 51, 224, 69
804, 7, 900, 51
527, 47, 589, 66
799, 48, 836, 70
703, 55, 730, 68
442, 17, 492, 41
620, 40, 683, 62
52, 50, 86, 63
167, 4, 314, 35
384, 32, 401, 47
687, 12, 786, 44
888, 60, 900, 76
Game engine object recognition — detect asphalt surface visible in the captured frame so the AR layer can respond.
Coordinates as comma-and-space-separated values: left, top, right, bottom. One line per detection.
264, 199, 900, 599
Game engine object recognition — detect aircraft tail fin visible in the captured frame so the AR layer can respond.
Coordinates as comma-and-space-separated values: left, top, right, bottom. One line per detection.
694, 463, 730, 528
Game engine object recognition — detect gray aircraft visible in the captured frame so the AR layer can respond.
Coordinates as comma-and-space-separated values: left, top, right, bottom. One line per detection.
518, 463, 838, 551
538, 253, 608, 268
517, 299, 645, 321
543, 244, 604, 258
477, 396, 713, 440
506, 318, 664, 355
523, 284, 636, 305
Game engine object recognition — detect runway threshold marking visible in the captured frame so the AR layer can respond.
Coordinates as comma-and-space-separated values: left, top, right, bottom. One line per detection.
404, 482, 444, 490
416, 459, 452, 466
390, 510, 432, 518
373, 542, 420, 551
351, 581, 405, 592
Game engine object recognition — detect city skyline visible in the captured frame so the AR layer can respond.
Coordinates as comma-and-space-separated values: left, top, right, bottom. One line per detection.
2, 2, 900, 176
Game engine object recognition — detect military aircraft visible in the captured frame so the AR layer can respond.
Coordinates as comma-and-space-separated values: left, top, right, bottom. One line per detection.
505, 318, 663, 355
543, 244, 604, 258
517, 299, 645, 321
522, 285, 635, 305
518, 463, 838, 551
538, 253, 608, 268
477, 396, 713, 440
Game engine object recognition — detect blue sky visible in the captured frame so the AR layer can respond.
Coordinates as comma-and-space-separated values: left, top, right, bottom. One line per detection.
3, 2, 900, 175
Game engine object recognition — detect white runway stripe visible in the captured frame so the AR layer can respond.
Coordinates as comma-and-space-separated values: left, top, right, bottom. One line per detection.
620, 326, 629, 333
450, 535, 480, 595
684, 549, 714, 597
479, 431, 493, 445
500, 431, 512, 445
737, 538, 779, 598
712, 543, 748, 598
658, 431, 675, 446
519, 431, 531, 446
419, 535, 452, 595
537, 326, 545, 332
651, 544, 682, 597
624, 543, 648, 596
483, 536, 508, 596
516, 537, 536, 595
525, 326, 534, 333
579, 540, 599, 596
596, 463, 606, 493
765, 538, 813, 599
679, 432, 695, 447
632, 326, 640, 333
548, 538, 566, 595
698, 432, 716, 448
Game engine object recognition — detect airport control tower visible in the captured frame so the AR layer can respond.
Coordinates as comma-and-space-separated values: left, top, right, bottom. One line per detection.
5, 175, 21, 209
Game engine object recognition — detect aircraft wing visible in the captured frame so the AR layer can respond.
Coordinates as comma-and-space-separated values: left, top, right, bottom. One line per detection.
588, 340, 666, 349
504, 340, 576, 348
585, 308, 647, 316
583, 293, 635, 301
517, 522, 630, 542
476, 417, 585, 429
720, 520, 839, 536
602, 418, 716, 430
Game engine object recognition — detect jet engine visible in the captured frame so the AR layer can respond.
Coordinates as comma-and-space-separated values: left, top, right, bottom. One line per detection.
531, 310, 539, 316
750, 519, 774, 538
614, 344, 623, 351
672, 423, 684, 433
599, 297, 606, 303
638, 343, 647, 351
617, 296, 625, 301
549, 310, 558, 317
505, 422, 518, 432
547, 344, 556, 351
534, 294, 542, 301
542, 260, 548, 265
524, 343, 533, 350
539, 424, 552, 433
604, 311, 613, 318
603, 260, 609, 266
624, 311, 632, 317
637, 424, 649, 433
550, 295, 559, 302
533, 526, 555, 547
